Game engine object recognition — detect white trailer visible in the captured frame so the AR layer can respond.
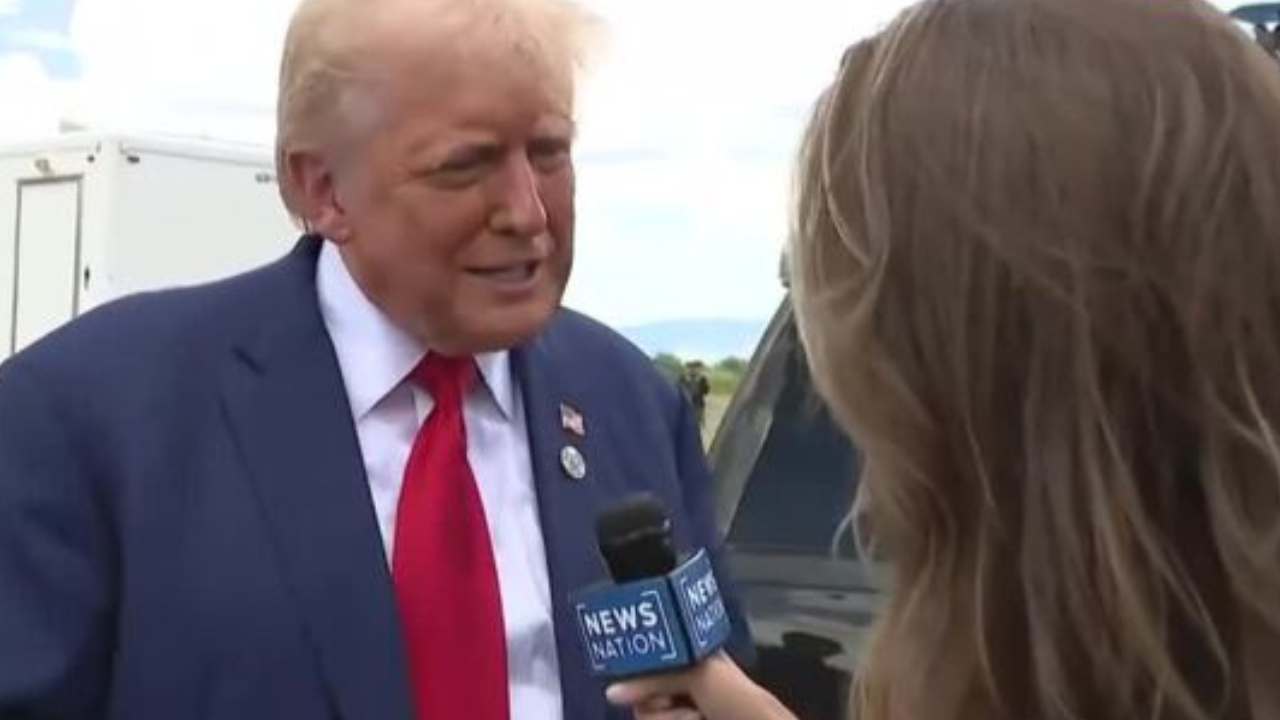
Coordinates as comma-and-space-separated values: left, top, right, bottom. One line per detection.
0, 133, 299, 361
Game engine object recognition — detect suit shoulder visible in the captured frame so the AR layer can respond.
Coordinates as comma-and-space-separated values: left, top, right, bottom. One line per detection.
541, 308, 680, 401
546, 308, 661, 368
2, 258, 285, 384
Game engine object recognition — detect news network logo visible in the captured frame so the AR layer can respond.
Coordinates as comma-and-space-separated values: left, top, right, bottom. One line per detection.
572, 549, 732, 678
673, 561, 728, 652
577, 588, 680, 671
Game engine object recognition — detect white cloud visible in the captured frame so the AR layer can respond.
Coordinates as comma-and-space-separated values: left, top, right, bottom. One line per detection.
565, 0, 910, 324
566, 153, 792, 325
64, 0, 294, 140
9, 29, 75, 52
0, 52, 74, 140
0, 0, 20, 18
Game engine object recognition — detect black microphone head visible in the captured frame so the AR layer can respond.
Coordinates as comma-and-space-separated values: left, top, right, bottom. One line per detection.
595, 493, 677, 582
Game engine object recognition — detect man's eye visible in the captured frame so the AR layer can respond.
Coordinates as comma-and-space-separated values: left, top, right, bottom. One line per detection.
530, 141, 572, 171
432, 147, 502, 175
421, 152, 495, 187
436, 155, 483, 174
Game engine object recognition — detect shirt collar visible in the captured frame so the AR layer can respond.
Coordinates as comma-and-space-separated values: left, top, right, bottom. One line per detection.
315, 240, 516, 420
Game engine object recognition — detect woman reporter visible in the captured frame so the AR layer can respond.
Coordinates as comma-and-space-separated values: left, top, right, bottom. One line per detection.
610, 0, 1280, 717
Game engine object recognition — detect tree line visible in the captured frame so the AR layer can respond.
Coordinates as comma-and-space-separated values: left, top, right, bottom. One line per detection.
651, 354, 748, 395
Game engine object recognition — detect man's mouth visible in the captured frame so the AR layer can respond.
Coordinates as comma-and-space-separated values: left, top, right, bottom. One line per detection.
466, 261, 540, 285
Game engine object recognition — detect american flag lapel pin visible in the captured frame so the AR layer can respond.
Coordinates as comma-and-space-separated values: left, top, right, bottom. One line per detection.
560, 402, 586, 438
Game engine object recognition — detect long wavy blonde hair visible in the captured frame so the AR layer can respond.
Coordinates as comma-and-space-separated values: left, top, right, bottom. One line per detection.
790, 0, 1280, 718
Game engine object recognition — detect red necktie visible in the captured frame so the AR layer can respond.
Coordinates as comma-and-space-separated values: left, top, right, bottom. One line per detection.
392, 353, 510, 720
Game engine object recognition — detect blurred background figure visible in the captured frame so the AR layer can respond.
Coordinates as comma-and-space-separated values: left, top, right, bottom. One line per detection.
678, 360, 712, 429
1253, 22, 1279, 56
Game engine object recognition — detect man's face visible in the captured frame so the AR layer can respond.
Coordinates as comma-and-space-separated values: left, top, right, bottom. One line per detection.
314, 27, 576, 354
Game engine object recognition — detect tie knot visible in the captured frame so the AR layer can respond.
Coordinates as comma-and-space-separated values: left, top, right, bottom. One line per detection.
411, 353, 477, 400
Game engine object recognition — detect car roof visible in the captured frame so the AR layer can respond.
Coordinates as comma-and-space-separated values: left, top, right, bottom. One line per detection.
1232, 2, 1280, 25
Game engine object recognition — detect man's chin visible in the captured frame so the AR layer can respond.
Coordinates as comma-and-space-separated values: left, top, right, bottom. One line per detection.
446, 303, 561, 355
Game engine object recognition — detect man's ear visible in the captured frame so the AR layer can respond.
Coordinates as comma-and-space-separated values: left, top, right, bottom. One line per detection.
284, 148, 353, 244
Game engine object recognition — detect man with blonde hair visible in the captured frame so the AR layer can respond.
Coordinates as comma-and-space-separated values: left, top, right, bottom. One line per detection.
0, 0, 752, 718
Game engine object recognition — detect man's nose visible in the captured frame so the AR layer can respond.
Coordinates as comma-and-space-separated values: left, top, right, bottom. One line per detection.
489, 156, 549, 238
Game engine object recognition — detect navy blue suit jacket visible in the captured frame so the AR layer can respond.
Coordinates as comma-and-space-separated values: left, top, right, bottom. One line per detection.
0, 237, 752, 720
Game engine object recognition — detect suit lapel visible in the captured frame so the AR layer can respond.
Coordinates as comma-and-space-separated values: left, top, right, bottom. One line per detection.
220, 238, 415, 720
513, 334, 622, 720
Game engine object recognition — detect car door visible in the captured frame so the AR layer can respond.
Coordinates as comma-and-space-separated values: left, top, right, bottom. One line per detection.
709, 297, 885, 720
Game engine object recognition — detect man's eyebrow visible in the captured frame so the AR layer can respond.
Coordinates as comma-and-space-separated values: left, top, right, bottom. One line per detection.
405, 132, 499, 158
535, 117, 578, 137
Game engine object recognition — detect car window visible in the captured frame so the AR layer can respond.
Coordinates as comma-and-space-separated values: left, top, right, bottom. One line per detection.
719, 311, 861, 558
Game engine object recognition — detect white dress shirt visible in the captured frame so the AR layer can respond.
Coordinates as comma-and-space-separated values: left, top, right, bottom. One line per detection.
315, 241, 564, 720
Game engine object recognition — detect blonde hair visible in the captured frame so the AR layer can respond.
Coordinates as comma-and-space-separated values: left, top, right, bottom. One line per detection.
792, 0, 1280, 718
274, 0, 602, 220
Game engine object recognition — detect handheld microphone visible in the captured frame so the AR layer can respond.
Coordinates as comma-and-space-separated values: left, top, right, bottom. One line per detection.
571, 493, 733, 679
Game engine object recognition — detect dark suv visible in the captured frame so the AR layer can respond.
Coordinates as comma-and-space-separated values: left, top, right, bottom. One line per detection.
708, 297, 882, 720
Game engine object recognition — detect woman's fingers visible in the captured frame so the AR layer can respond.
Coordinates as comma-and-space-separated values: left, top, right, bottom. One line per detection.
606, 674, 692, 707
632, 706, 703, 720
607, 653, 799, 720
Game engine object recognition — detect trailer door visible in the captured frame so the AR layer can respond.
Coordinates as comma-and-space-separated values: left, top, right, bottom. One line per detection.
9, 178, 83, 355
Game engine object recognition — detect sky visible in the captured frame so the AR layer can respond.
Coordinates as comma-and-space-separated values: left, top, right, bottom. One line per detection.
0, 0, 1249, 327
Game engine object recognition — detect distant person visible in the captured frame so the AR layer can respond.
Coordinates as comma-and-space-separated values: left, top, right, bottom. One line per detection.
609, 0, 1280, 718
1254, 23, 1280, 58
678, 360, 712, 429
0, 0, 754, 718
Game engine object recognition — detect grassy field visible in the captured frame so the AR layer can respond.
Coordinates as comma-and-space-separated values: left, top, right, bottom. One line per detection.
701, 393, 732, 447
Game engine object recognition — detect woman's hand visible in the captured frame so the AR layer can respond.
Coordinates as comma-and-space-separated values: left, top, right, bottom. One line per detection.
605, 652, 799, 720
